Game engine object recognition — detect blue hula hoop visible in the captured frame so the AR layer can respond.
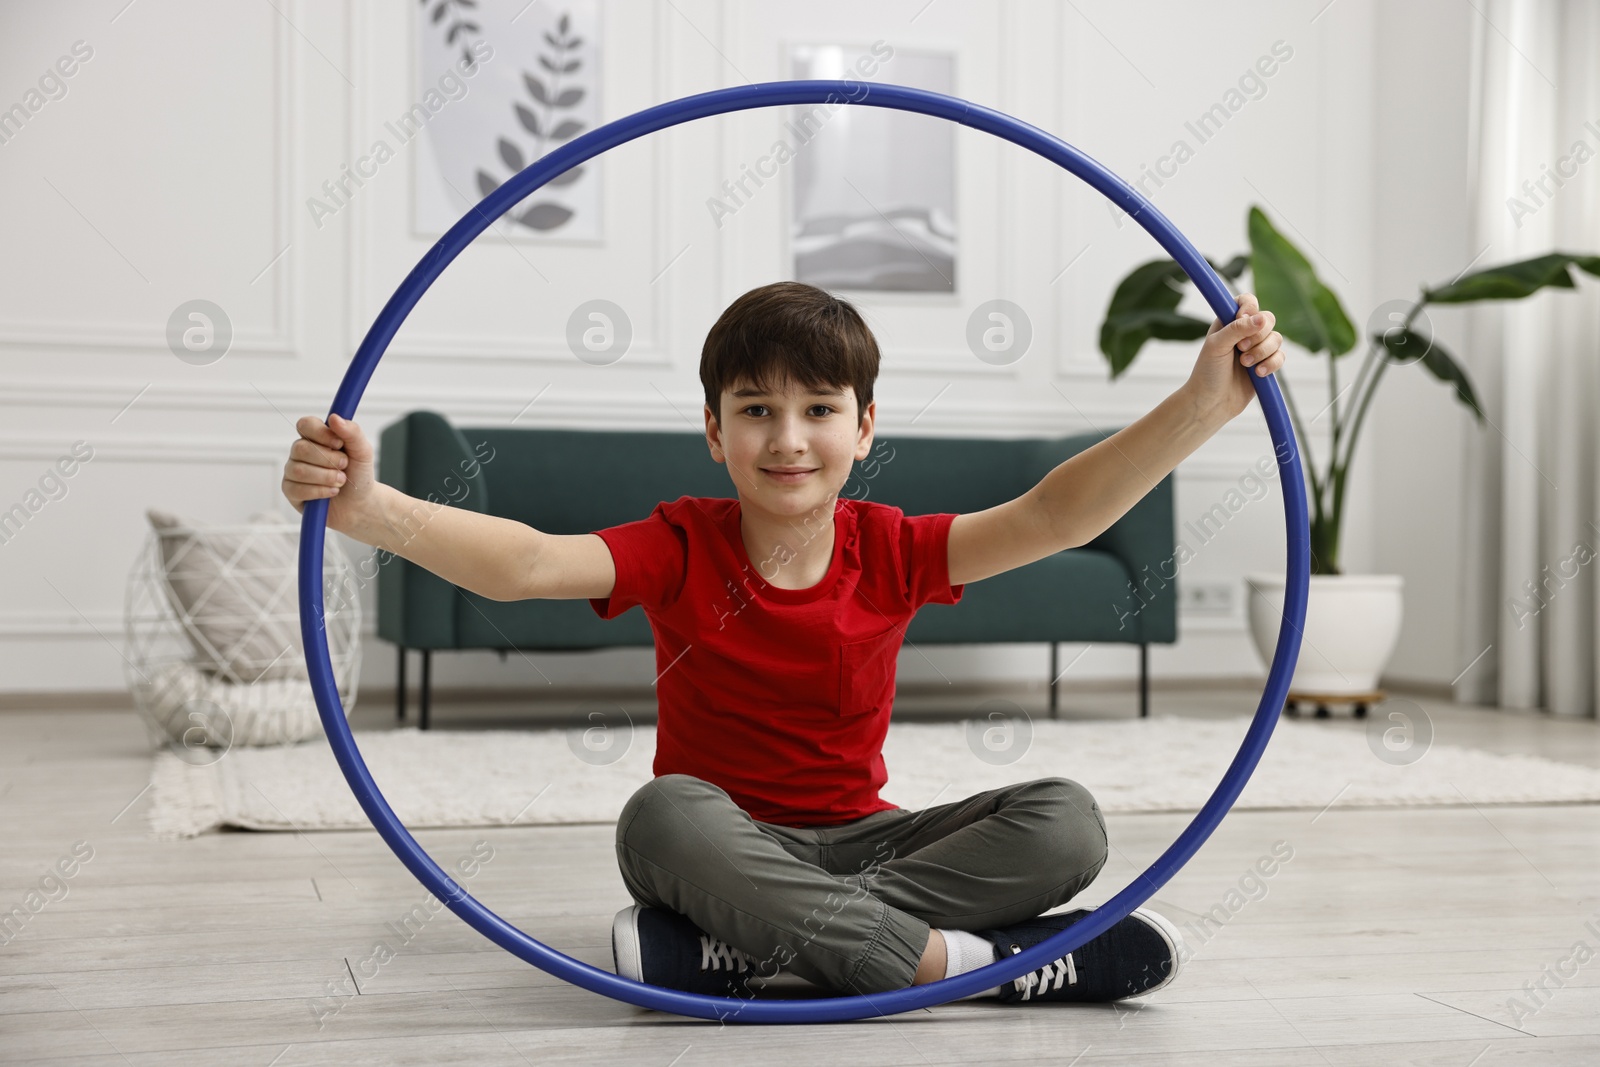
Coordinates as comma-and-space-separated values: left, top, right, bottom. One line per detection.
298, 80, 1310, 1023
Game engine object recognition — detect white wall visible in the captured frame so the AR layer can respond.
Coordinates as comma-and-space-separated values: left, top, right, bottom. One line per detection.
1366, 0, 1478, 691
0, 0, 1465, 703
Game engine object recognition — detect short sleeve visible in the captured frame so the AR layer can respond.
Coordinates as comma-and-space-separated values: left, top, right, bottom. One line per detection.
900, 510, 965, 609
587, 504, 688, 619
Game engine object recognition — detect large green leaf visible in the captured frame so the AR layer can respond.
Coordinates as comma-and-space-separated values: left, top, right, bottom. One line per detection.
1423, 252, 1600, 303
1376, 327, 1485, 424
1100, 308, 1212, 378
1209, 253, 1249, 282
1247, 206, 1357, 356
1106, 258, 1188, 316
1099, 259, 1210, 377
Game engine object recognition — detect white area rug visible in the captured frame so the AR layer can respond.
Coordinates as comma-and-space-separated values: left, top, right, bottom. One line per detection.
145, 715, 1600, 838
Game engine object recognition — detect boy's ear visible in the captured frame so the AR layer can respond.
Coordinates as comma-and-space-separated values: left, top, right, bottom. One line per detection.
704, 402, 726, 463
854, 399, 876, 460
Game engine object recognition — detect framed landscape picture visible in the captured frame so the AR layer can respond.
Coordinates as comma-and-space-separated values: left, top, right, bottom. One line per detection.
788, 44, 956, 292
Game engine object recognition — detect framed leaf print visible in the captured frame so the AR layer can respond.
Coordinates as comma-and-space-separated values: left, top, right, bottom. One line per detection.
412, 0, 602, 241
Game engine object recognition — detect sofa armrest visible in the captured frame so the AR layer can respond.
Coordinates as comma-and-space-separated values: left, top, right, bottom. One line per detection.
1022, 430, 1178, 643
374, 410, 492, 650
376, 410, 491, 516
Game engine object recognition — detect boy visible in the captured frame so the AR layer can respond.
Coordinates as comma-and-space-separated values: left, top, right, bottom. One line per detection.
282, 281, 1284, 1005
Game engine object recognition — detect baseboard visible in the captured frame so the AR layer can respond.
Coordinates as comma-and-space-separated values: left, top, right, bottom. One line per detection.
0, 674, 1457, 712
1376, 675, 1457, 701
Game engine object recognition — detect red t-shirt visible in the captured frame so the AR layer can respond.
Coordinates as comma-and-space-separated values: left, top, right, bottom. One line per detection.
588, 495, 964, 827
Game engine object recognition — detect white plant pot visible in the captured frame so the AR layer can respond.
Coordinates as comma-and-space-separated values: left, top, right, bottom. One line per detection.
1244, 572, 1404, 695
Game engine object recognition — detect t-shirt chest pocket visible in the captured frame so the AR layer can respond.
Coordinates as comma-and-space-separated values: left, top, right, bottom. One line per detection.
837, 627, 903, 717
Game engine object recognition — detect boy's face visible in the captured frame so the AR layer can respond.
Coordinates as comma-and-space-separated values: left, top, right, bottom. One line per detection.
704, 375, 876, 521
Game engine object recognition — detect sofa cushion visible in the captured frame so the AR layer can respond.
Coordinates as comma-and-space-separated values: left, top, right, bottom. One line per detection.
908, 548, 1158, 643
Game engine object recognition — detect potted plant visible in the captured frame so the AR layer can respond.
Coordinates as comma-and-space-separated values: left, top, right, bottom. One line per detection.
1099, 206, 1598, 709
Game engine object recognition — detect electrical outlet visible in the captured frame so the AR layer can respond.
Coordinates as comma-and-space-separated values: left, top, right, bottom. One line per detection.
1182, 580, 1236, 616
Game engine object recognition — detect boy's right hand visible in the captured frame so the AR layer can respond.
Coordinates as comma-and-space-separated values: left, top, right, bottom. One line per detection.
281, 413, 380, 528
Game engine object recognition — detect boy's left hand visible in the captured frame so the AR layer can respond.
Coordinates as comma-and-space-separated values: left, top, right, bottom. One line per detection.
1183, 292, 1285, 424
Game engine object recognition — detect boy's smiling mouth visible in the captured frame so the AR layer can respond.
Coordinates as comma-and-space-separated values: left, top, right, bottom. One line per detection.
761, 466, 819, 483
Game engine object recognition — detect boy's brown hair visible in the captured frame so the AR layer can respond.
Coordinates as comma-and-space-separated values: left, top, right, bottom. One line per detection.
700, 281, 880, 428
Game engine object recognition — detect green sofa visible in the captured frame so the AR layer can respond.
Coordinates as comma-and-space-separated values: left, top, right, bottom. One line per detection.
376, 410, 1177, 729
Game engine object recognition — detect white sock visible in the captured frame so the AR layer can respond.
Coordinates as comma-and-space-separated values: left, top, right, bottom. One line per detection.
937, 928, 1005, 999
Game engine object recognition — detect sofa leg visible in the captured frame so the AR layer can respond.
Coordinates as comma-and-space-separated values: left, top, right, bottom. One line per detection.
396, 646, 407, 724
420, 649, 432, 732
1139, 643, 1150, 719
1048, 643, 1058, 720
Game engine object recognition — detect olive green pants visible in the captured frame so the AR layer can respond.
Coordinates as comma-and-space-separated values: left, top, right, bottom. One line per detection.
614, 773, 1110, 995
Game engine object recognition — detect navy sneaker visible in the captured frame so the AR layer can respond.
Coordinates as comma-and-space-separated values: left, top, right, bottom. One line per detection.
975, 906, 1184, 1003
612, 905, 769, 997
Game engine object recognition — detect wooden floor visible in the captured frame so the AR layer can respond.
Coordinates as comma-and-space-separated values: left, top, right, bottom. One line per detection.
4, 685, 1600, 1065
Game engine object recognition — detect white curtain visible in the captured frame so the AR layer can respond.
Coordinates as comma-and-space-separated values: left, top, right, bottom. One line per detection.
1457, 0, 1600, 716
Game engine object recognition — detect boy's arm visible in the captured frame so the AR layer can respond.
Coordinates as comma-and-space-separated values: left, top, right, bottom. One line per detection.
339, 483, 556, 601
946, 388, 1224, 586
1028, 385, 1228, 553
947, 295, 1283, 587
285, 413, 615, 601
